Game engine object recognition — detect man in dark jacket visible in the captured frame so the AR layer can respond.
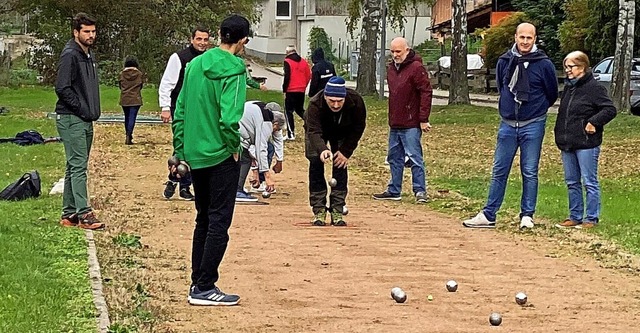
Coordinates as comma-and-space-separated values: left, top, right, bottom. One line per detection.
283, 45, 311, 140
463, 22, 559, 230
305, 76, 366, 226
159, 26, 210, 201
55, 12, 104, 230
373, 37, 432, 204
308, 48, 336, 98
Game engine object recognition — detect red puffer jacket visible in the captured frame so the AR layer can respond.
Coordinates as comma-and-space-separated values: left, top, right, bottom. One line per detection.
386, 50, 432, 128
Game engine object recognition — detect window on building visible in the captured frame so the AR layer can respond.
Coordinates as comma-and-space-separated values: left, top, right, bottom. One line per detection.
276, 0, 291, 20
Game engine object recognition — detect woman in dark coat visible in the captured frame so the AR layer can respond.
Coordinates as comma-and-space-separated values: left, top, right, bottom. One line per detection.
554, 51, 617, 229
119, 56, 143, 145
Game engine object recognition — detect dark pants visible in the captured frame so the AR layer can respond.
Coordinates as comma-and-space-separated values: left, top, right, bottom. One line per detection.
168, 106, 192, 188
308, 152, 348, 214
56, 114, 93, 217
259, 141, 275, 183
190, 156, 240, 290
237, 148, 252, 192
122, 105, 140, 136
285, 92, 306, 139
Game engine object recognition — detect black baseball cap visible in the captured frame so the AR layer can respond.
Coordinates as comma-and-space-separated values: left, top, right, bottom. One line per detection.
220, 14, 251, 44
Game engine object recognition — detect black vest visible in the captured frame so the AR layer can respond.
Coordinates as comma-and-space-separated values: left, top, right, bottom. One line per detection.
170, 45, 204, 109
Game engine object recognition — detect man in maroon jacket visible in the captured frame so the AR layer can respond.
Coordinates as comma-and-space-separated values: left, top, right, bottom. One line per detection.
282, 45, 311, 140
373, 37, 432, 203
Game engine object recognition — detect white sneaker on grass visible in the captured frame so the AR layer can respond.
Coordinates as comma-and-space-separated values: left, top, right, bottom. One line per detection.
462, 211, 496, 228
520, 216, 534, 229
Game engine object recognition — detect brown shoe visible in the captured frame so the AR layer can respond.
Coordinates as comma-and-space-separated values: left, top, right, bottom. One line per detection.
577, 221, 597, 229
555, 219, 580, 228
60, 214, 79, 227
78, 212, 105, 230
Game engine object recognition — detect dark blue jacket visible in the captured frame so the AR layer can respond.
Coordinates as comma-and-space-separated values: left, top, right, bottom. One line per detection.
496, 47, 558, 122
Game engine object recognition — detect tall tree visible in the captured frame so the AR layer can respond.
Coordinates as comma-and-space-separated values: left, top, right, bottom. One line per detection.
449, 0, 469, 104
611, 0, 635, 111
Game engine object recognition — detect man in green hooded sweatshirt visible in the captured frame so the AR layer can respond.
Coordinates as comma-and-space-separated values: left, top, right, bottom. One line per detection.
172, 14, 251, 306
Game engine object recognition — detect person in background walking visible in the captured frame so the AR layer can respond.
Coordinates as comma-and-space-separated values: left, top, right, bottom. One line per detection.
554, 51, 617, 229
282, 45, 311, 140
308, 47, 336, 98
119, 56, 143, 145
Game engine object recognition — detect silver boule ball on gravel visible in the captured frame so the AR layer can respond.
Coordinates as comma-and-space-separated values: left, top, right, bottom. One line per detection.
328, 178, 337, 188
515, 292, 527, 305
262, 191, 271, 199
446, 280, 458, 292
489, 312, 502, 326
390, 287, 407, 303
342, 205, 349, 215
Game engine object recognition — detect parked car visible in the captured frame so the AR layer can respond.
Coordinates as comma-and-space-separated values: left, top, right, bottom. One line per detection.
592, 56, 640, 113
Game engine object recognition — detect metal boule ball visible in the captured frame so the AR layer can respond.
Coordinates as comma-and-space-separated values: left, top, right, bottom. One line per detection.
515, 292, 527, 305
168, 155, 180, 166
328, 178, 337, 188
489, 312, 502, 326
446, 280, 458, 292
342, 205, 349, 215
176, 164, 189, 178
390, 287, 407, 303
262, 191, 271, 199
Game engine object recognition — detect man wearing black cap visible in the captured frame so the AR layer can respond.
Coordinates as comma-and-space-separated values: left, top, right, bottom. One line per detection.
304, 76, 367, 226
172, 14, 251, 306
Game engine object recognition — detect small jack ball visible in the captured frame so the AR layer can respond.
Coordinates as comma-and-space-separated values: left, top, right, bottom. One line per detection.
328, 178, 337, 187
489, 313, 502, 326
262, 191, 271, 199
176, 164, 189, 177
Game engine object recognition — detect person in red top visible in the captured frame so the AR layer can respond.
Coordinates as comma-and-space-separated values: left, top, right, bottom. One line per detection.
373, 37, 432, 204
282, 45, 311, 140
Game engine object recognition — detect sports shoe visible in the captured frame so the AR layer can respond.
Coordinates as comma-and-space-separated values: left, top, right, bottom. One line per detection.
236, 191, 258, 202
188, 286, 240, 306
163, 181, 177, 199
330, 211, 347, 226
311, 209, 326, 226
576, 221, 597, 229
555, 219, 580, 228
415, 191, 428, 204
179, 187, 195, 201
78, 212, 105, 230
60, 214, 79, 227
520, 216, 534, 229
249, 181, 266, 193
372, 191, 401, 201
462, 212, 495, 228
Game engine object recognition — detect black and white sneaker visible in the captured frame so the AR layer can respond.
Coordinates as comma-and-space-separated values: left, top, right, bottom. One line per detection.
188, 286, 240, 306
179, 187, 195, 201
163, 181, 177, 199
372, 191, 401, 201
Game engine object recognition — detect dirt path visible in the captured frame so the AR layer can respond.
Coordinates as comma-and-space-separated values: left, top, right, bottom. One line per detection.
91, 124, 640, 332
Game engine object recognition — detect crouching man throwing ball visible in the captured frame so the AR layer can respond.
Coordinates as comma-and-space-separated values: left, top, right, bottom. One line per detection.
304, 76, 366, 226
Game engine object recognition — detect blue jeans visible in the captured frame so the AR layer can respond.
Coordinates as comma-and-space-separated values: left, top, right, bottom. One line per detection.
561, 147, 601, 223
386, 127, 426, 195
259, 142, 275, 183
482, 119, 546, 221
122, 105, 140, 135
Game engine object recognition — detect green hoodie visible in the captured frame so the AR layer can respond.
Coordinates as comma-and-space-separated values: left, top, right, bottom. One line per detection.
172, 47, 247, 169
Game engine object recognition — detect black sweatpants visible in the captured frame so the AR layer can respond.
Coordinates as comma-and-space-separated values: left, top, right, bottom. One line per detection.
308, 153, 348, 214
285, 92, 306, 139
190, 156, 239, 290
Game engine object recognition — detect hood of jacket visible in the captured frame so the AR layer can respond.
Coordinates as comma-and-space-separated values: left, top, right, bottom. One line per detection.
286, 52, 302, 62
394, 50, 422, 69
121, 67, 141, 80
199, 47, 247, 80
311, 48, 325, 64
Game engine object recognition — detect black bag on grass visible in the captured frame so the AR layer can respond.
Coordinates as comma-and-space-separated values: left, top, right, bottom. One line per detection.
0, 170, 42, 201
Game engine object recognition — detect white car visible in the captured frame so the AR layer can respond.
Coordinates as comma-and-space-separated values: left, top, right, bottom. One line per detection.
592, 56, 640, 114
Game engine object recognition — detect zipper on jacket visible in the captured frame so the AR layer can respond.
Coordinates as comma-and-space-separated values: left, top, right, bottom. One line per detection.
564, 88, 576, 146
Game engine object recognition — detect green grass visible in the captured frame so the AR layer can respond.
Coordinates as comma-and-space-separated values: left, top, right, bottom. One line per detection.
0, 100, 96, 331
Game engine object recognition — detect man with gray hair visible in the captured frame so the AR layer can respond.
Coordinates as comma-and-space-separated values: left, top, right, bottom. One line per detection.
237, 101, 286, 202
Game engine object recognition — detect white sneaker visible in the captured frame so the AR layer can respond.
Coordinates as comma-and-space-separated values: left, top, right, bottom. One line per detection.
462, 212, 496, 228
249, 181, 266, 193
520, 216, 534, 229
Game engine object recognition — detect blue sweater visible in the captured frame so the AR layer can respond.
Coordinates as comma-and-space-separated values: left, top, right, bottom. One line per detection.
496, 47, 558, 122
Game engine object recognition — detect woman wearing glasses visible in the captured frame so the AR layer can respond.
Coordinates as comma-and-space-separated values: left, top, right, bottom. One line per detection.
554, 51, 617, 229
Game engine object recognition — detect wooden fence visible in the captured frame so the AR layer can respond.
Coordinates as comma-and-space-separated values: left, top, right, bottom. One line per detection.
430, 65, 566, 93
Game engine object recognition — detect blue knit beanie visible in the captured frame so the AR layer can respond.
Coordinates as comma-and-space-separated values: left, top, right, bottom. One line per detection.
324, 76, 347, 98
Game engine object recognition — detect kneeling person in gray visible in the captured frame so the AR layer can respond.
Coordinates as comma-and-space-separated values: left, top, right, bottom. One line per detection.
305, 76, 366, 226
236, 101, 285, 202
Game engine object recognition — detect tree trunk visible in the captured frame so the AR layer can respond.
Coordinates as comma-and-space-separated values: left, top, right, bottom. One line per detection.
611, 0, 635, 111
356, 0, 381, 96
449, 0, 470, 104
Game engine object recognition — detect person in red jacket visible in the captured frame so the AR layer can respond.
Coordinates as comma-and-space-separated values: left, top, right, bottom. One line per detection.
282, 45, 311, 140
373, 37, 432, 204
